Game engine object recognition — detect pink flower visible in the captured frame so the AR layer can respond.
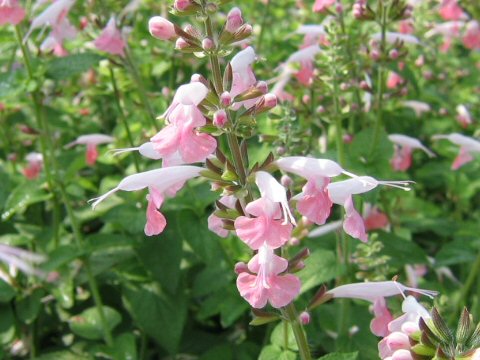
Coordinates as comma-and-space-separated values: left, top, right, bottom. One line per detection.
463, 21, 480, 50
371, 297, 394, 337
90, 166, 203, 236
439, 0, 466, 21
387, 72, 403, 89
388, 134, 435, 171
226, 7, 243, 33
0, 0, 25, 25
148, 16, 176, 41
327, 176, 412, 241
230, 47, 259, 109
275, 156, 352, 225
65, 134, 114, 166
236, 245, 301, 308
234, 197, 293, 250
24, 0, 76, 41
22, 152, 43, 180
398, 20, 414, 34
313, 0, 336, 13
151, 81, 216, 164
296, 24, 328, 48
94, 17, 126, 57
379, 332, 411, 358
40, 15, 76, 56
432, 133, 480, 170
364, 207, 389, 231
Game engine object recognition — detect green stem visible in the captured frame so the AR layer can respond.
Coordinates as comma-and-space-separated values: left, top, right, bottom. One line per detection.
257, 0, 271, 53
15, 25, 113, 347
124, 46, 159, 131
450, 251, 480, 323
369, 2, 388, 156
332, 63, 345, 167
282, 304, 312, 360
109, 66, 141, 173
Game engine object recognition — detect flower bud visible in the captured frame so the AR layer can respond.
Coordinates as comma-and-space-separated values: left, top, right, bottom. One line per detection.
300, 311, 311, 325
174, 0, 192, 10
205, 2, 218, 13
276, 146, 286, 155
264, 93, 277, 108
289, 237, 300, 246
255, 81, 268, 94
281, 175, 293, 187
335, 3, 343, 13
202, 38, 214, 50
303, 95, 311, 104
414, 55, 424, 67
226, 7, 244, 33
340, 82, 350, 91
220, 91, 232, 106
213, 109, 228, 127
234, 262, 248, 274
389, 49, 399, 60
316, 105, 325, 113
370, 49, 381, 61
360, 80, 370, 91
191, 74, 209, 86
175, 37, 189, 49
149, 16, 176, 40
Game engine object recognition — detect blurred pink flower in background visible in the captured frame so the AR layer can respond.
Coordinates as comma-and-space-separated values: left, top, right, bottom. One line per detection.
439, 0, 467, 21
94, 17, 126, 57
463, 21, 480, 50
456, 104, 473, 128
433, 133, 480, 170
22, 152, 43, 180
0, 0, 25, 25
65, 134, 114, 165
388, 134, 435, 171
313, 0, 336, 13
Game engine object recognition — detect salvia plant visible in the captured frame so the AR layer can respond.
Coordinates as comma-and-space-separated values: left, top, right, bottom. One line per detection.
0, 0, 479, 359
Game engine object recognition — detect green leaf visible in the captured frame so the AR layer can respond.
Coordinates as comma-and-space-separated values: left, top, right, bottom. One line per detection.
122, 283, 187, 354
317, 352, 359, 360
46, 53, 103, 80
112, 333, 138, 360
298, 249, 343, 293
1, 182, 52, 221
0, 70, 25, 98
271, 322, 298, 351
376, 231, 428, 267
136, 227, 183, 294
0, 305, 15, 344
16, 288, 45, 324
258, 345, 297, 360
0, 280, 15, 303
69, 306, 122, 341
34, 351, 93, 360
199, 344, 234, 360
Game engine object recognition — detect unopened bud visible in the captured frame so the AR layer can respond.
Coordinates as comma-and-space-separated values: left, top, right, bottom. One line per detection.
255, 81, 268, 94
220, 91, 232, 106
202, 38, 214, 50
226, 7, 244, 33
370, 49, 381, 61
174, 0, 192, 10
303, 94, 311, 104
281, 175, 293, 187
213, 109, 228, 127
276, 146, 286, 155
205, 2, 218, 13
299, 311, 311, 325
191, 74, 208, 86
350, 103, 359, 111
316, 105, 325, 113
415, 55, 424, 67
389, 49, 399, 60
175, 37, 189, 49
335, 3, 343, 13
289, 237, 300, 246
340, 82, 350, 91
359, 80, 370, 91
264, 93, 278, 109
343, 133, 354, 144
149, 16, 176, 40
162, 87, 171, 97
423, 70, 433, 80
400, 87, 408, 96
234, 262, 248, 274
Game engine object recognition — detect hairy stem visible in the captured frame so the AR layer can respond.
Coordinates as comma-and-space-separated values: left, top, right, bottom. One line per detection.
282, 304, 312, 360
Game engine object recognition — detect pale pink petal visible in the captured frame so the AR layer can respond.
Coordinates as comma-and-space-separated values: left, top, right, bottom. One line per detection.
0, 0, 25, 25
237, 273, 268, 308
313, 0, 336, 13
144, 194, 167, 236
208, 213, 229, 238
343, 196, 368, 242
452, 148, 473, 170
296, 178, 332, 225
268, 274, 302, 308
391, 350, 413, 360
439, 0, 466, 21
151, 124, 180, 157
179, 130, 216, 163
86, 143, 99, 166
94, 18, 125, 57
365, 209, 389, 231
391, 146, 412, 171
370, 297, 394, 337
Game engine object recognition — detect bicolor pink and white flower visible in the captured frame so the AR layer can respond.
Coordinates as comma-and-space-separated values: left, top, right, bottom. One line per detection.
236, 244, 301, 308
94, 17, 126, 57
148, 16, 176, 41
402, 100, 431, 117
296, 24, 328, 48
275, 156, 350, 225
432, 133, 480, 170
463, 21, 480, 50
371, 297, 394, 337
327, 177, 412, 241
230, 46, 260, 109
456, 104, 473, 128
371, 32, 420, 45
151, 81, 216, 165
0, 0, 25, 25
388, 134, 435, 171
23, 152, 43, 180
25, 0, 76, 53
90, 166, 203, 236
66, 134, 115, 166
